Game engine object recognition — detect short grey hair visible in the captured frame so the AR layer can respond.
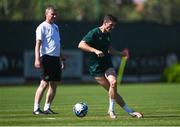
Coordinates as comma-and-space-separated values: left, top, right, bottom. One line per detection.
45, 5, 57, 15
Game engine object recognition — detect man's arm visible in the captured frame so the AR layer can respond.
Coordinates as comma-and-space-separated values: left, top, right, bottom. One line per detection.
78, 40, 104, 57
34, 40, 41, 68
108, 46, 129, 58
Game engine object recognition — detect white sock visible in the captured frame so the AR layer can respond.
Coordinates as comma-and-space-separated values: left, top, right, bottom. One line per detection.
123, 104, 133, 113
44, 103, 50, 111
108, 98, 115, 112
34, 103, 40, 112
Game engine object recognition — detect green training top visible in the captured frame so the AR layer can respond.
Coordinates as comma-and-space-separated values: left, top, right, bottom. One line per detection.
82, 27, 113, 77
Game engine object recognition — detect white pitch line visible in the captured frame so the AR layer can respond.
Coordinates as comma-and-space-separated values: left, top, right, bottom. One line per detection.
43, 117, 56, 120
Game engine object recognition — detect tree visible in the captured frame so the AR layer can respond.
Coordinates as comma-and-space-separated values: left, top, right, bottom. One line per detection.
0, 0, 180, 24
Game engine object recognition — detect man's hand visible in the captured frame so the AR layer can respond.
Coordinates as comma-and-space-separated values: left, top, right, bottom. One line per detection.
61, 61, 65, 69
34, 59, 41, 68
122, 48, 129, 58
95, 50, 104, 57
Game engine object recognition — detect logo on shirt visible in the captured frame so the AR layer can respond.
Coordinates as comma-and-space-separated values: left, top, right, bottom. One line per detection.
55, 27, 58, 32
99, 37, 102, 40
107, 36, 110, 41
45, 75, 49, 80
53, 25, 59, 32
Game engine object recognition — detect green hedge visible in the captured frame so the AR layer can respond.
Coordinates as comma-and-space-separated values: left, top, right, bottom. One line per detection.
162, 63, 180, 83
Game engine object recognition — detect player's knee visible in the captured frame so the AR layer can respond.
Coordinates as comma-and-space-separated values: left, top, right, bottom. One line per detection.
40, 80, 48, 88
110, 79, 117, 88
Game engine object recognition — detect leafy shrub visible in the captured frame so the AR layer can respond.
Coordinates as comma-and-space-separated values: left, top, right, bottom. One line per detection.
162, 63, 180, 83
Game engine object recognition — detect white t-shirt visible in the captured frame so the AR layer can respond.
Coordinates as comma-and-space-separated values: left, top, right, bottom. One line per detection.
36, 21, 61, 57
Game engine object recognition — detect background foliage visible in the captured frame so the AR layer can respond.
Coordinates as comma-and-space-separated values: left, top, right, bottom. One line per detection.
1, 0, 180, 24
163, 64, 180, 83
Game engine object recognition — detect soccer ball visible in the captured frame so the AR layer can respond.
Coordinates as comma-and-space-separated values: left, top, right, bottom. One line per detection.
73, 102, 88, 117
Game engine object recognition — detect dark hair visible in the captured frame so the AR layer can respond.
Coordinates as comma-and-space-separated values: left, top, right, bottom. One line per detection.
103, 14, 117, 23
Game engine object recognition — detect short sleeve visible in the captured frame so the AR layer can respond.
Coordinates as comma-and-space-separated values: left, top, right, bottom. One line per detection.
82, 31, 95, 45
36, 25, 43, 41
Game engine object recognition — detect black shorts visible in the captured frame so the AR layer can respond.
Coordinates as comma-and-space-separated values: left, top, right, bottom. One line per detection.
40, 55, 61, 81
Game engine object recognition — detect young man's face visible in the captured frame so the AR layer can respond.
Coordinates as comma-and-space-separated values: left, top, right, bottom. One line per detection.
104, 20, 116, 32
46, 9, 57, 23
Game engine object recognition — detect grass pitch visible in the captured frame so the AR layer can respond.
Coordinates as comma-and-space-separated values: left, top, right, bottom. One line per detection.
0, 83, 180, 126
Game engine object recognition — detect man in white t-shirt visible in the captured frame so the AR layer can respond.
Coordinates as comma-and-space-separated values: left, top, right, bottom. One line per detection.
33, 5, 64, 115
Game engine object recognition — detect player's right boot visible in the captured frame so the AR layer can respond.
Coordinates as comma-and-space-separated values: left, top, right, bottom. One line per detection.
33, 108, 45, 115
107, 111, 117, 119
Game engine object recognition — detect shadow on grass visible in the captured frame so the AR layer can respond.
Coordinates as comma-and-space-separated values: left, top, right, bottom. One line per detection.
144, 115, 180, 118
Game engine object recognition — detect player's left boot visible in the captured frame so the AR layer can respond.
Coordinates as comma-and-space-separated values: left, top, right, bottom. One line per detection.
129, 111, 143, 118
44, 108, 58, 114
107, 111, 117, 119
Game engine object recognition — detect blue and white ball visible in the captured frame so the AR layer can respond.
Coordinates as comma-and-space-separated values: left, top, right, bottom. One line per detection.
73, 102, 88, 117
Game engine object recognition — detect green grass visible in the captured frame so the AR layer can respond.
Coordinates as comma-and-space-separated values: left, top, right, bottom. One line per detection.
0, 83, 180, 126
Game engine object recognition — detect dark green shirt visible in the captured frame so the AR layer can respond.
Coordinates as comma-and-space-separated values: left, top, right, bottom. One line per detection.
83, 27, 113, 76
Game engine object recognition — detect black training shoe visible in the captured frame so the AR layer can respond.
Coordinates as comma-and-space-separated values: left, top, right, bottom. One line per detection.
44, 108, 58, 114
33, 108, 45, 115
